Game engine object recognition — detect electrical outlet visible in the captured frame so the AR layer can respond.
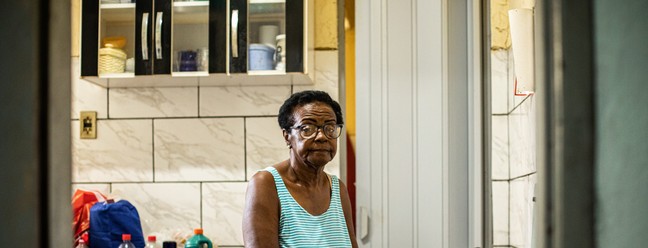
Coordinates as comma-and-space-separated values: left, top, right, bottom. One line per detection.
80, 111, 97, 139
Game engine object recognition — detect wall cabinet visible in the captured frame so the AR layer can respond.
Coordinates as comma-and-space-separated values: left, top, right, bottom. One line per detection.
80, 0, 314, 87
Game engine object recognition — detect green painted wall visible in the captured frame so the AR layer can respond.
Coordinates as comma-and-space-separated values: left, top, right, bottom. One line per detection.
594, 0, 648, 247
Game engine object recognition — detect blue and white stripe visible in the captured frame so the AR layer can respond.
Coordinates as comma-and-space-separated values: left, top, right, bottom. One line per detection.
265, 167, 352, 248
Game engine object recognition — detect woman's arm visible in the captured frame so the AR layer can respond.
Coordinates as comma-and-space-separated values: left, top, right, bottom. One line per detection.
243, 171, 280, 248
339, 181, 359, 248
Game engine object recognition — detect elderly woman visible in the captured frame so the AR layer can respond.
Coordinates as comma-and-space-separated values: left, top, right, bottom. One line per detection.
243, 90, 358, 247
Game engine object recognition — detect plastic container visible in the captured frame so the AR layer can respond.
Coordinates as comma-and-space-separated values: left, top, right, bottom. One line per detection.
146, 235, 158, 248
102, 36, 127, 49
75, 239, 89, 248
184, 228, 214, 248
118, 234, 136, 248
98, 47, 127, 74
248, 44, 275, 70
162, 241, 177, 248
179, 50, 198, 71
259, 25, 279, 47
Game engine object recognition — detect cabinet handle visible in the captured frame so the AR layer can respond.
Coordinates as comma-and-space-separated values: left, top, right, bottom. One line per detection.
155, 12, 163, 59
231, 9, 239, 58
359, 207, 369, 239
141, 12, 149, 60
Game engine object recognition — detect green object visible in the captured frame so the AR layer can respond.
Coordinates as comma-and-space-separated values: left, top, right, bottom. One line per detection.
184, 229, 213, 248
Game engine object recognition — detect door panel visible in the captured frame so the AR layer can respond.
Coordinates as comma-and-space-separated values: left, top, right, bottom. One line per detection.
229, 0, 247, 73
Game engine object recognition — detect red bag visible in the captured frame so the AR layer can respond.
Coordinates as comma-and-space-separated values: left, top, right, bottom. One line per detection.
72, 189, 107, 246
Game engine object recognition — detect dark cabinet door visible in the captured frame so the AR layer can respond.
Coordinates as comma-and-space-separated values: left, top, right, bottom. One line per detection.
81, 0, 306, 79
135, 0, 154, 75
80, 0, 99, 76
153, 0, 171, 74
229, 0, 248, 73
285, 0, 304, 73
210, 0, 227, 73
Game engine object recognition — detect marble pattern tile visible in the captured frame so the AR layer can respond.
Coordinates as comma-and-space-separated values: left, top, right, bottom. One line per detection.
509, 96, 536, 178
202, 182, 247, 246
200, 86, 291, 117
508, 49, 529, 111
71, 57, 108, 119
109, 87, 198, 118
111, 183, 201, 244
509, 174, 536, 248
491, 50, 509, 114
71, 183, 111, 196
154, 118, 245, 181
72, 119, 153, 182
293, 50, 339, 101
492, 115, 509, 180
324, 147, 341, 178
245, 117, 288, 179
492, 181, 509, 245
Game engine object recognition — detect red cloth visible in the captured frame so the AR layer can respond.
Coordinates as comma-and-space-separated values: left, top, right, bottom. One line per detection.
72, 189, 107, 245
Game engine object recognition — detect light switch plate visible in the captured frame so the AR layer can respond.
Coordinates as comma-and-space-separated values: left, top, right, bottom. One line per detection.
80, 111, 97, 139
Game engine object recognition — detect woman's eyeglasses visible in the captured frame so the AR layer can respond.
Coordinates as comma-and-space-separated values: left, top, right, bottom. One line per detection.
289, 123, 343, 140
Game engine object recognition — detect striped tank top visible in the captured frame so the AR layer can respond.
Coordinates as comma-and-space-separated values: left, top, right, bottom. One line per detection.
265, 167, 352, 248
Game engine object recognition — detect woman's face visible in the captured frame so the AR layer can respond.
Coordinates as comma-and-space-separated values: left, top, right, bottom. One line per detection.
284, 101, 338, 169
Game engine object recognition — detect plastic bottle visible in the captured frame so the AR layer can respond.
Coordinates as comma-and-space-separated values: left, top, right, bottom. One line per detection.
162, 241, 177, 248
146, 235, 158, 248
75, 239, 89, 248
184, 228, 214, 248
75, 232, 89, 248
118, 234, 136, 248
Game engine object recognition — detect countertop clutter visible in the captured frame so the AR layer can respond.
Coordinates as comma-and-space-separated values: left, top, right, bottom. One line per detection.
72, 189, 217, 248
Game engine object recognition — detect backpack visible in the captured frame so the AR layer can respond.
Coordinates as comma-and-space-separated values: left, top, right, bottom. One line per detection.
89, 200, 145, 248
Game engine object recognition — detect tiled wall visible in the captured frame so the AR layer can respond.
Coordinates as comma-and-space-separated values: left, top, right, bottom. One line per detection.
491, 49, 537, 247
70, 51, 340, 247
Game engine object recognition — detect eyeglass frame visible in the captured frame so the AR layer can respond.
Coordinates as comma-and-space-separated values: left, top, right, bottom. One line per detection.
286, 123, 344, 140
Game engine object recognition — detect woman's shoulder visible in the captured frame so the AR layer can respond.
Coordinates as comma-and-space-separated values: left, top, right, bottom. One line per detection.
248, 161, 288, 190
249, 169, 275, 189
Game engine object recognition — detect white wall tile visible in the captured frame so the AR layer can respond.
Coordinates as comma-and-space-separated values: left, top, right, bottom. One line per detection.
492, 181, 509, 245
245, 117, 287, 179
508, 49, 529, 111
71, 183, 111, 196
109, 87, 198, 118
510, 175, 536, 248
154, 118, 245, 181
324, 152, 341, 178
200, 86, 291, 116
509, 176, 526, 247
72, 120, 153, 182
111, 183, 201, 244
71, 57, 108, 119
293, 50, 339, 101
202, 183, 247, 246
509, 96, 536, 178
491, 50, 509, 114
492, 115, 509, 180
